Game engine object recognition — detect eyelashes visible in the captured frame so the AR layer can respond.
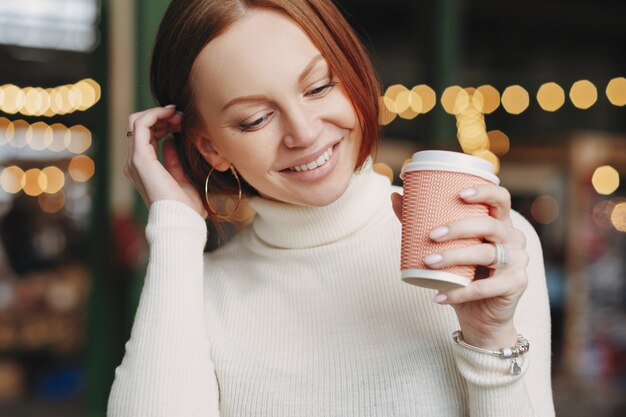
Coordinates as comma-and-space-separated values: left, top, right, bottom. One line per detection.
238, 79, 338, 132
306, 80, 338, 98
239, 113, 272, 131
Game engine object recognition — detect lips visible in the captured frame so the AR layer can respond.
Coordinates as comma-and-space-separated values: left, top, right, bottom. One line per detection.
287, 145, 333, 172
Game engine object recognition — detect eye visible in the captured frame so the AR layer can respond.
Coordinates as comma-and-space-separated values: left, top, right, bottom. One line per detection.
306, 80, 338, 98
239, 112, 274, 132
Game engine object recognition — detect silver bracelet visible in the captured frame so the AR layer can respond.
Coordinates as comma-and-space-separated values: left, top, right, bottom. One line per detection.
452, 330, 530, 375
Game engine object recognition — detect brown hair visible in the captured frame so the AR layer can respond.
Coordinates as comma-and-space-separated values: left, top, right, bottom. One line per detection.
150, 0, 381, 220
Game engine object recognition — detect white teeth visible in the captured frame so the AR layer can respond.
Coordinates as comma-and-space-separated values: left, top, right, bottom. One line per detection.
287, 145, 334, 172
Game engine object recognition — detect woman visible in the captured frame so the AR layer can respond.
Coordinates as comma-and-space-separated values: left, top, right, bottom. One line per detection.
108, 0, 555, 416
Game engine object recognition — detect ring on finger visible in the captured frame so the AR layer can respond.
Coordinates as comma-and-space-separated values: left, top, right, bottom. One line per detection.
488, 242, 509, 268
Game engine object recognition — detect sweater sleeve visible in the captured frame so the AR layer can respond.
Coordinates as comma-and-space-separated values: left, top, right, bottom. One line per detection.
107, 200, 221, 417
451, 210, 555, 417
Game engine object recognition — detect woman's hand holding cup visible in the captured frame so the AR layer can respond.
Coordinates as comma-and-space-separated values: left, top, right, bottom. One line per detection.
393, 150, 529, 350
124, 105, 208, 218
433, 184, 527, 349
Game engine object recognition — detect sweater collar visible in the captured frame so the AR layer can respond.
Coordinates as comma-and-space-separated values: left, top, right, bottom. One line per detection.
247, 162, 391, 249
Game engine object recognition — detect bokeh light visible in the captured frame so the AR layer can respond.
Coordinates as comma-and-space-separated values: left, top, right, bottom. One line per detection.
411, 85, 436, 114
0, 85, 24, 114
531, 195, 560, 224
373, 163, 394, 182
476, 85, 500, 114
501, 85, 530, 115
83, 78, 102, 103
8, 120, 29, 148
66, 125, 92, 154
0, 119, 93, 154
68, 156, 95, 182
537, 82, 565, 112
23, 169, 48, 197
26, 122, 53, 151
441, 86, 469, 115
383, 84, 408, 114
42, 166, 65, 194
591, 165, 620, 195
606, 77, 626, 106
378, 97, 396, 126
57, 86, 72, 115
472, 149, 500, 174
0, 117, 10, 146
569, 80, 598, 109
487, 130, 510, 156
456, 103, 489, 154
0, 79, 101, 117
48, 123, 69, 152
592, 199, 617, 229
396, 90, 421, 120
0, 166, 26, 194
393, 90, 412, 113
23, 87, 42, 115
469, 88, 485, 112
38, 192, 66, 214
611, 202, 626, 232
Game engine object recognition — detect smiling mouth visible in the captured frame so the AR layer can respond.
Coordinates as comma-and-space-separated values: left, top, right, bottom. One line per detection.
287, 145, 333, 172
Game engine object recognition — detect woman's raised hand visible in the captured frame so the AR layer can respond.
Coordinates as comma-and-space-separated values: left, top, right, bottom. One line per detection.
124, 105, 208, 218
391, 185, 528, 350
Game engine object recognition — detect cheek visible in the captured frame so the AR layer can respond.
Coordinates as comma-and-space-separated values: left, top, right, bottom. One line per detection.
224, 137, 277, 173
332, 87, 359, 127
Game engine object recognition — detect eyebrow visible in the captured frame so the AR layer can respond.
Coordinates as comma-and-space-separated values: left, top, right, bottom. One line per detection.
221, 54, 326, 113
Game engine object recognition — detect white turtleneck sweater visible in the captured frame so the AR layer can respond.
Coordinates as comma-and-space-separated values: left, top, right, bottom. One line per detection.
107, 167, 555, 417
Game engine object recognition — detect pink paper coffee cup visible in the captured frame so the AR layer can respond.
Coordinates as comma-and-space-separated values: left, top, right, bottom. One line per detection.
400, 150, 500, 290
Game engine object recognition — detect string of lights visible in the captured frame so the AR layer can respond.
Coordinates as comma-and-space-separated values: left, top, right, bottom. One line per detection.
0, 78, 101, 117
0, 77, 623, 228
0, 79, 100, 214
377, 77, 625, 232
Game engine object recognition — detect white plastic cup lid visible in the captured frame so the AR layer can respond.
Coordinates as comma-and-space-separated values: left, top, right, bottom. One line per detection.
401, 150, 499, 184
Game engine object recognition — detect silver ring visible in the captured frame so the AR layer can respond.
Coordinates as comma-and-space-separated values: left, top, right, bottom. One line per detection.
489, 243, 509, 268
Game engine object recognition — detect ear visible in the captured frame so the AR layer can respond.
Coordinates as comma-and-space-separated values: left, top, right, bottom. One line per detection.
188, 130, 231, 171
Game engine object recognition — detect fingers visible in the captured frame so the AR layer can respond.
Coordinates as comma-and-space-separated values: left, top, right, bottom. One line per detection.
391, 192, 402, 222
459, 184, 512, 225
434, 269, 528, 305
424, 243, 528, 270
123, 106, 181, 202
127, 106, 181, 146
125, 106, 182, 176
429, 215, 525, 247
151, 119, 183, 136
127, 105, 180, 134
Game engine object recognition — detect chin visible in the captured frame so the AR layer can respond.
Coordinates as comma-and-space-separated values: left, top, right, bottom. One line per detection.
289, 177, 353, 207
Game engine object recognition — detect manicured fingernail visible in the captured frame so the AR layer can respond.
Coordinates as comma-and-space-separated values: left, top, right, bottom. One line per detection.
165, 104, 176, 109
176, 110, 184, 115
430, 226, 449, 240
459, 188, 477, 198
424, 254, 443, 265
433, 293, 448, 303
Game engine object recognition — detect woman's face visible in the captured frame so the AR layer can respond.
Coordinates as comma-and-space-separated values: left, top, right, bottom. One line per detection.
190, 8, 361, 207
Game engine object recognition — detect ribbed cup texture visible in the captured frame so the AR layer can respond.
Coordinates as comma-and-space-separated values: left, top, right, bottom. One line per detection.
401, 170, 494, 282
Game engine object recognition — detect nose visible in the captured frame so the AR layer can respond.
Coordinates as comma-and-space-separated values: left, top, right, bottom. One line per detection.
281, 102, 323, 149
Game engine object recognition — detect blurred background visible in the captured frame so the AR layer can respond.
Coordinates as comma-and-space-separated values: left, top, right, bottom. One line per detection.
0, 0, 624, 416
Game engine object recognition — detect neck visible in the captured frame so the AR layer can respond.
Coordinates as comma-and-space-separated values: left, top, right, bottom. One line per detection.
247, 164, 392, 249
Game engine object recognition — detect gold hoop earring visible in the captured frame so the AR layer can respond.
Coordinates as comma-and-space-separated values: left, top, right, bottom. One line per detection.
204, 165, 242, 220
